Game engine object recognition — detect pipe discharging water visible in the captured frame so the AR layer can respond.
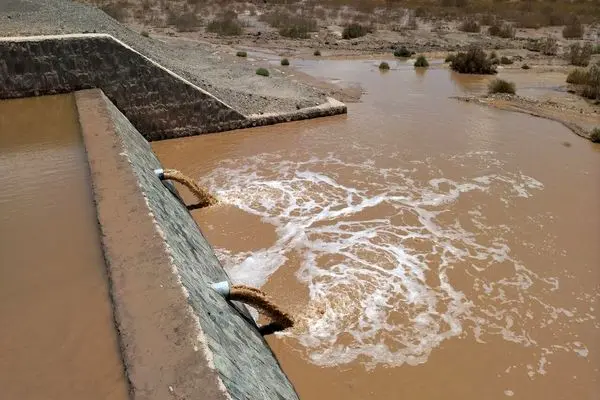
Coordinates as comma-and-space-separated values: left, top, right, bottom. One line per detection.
212, 281, 294, 334
155, 168, 217, 208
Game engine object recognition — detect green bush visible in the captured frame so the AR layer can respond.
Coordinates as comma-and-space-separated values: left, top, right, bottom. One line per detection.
569, 43, 593, 67
280, 58, 290, 66
591, 127, 600, 143
567, 68, 588, 84
459, 19, 481, 33
567, 62, 600, 100
414, 55, 429, 68
207, 13, 243, 36
394, 46, 412, 57
500, 56, 513, 65
256, 68, 269, 77
540, 37, 558, 56
488, 79, 516, 94
236, 51, 247, 57
261, 11, 317, 39
343, 23, 370, 39
563, 19, 584, 39
141, 30, 149, 37
445, 53, 456, 63
313, 49, 321, 56
488, 22, 515, 38
379, 61, 390, 70
450, 46, 497, 74
521, 64, 530, 70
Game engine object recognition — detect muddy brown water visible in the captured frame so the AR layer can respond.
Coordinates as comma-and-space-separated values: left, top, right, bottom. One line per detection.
153, 60, 600, 399
0, 95, 129, 400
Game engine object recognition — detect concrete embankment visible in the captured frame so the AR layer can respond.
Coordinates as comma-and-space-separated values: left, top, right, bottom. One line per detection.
0, 34, 346, 140
76, 88, 299, 399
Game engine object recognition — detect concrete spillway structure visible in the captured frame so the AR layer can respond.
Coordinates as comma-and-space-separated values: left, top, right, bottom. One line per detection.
0, 34, 347, 141
0, 32, 323, 399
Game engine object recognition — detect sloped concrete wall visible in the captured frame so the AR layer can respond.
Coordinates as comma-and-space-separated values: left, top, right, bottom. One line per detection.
0, 34, 246, 140
76, 89, 299, 400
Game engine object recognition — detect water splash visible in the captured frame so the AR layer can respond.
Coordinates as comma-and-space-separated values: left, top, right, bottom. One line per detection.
203, 151, 595, 370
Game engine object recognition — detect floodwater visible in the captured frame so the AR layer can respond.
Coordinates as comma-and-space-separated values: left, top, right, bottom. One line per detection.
153, 60, 600, 399
0, 95, 129, 400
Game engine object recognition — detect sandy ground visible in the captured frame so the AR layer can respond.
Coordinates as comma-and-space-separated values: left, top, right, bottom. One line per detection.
1, 0, 599, 140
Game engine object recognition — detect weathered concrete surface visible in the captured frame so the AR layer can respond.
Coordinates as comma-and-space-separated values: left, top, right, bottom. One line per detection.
1, 34, 245, 141
76, 89, 299, 400
0, 33, 347, 141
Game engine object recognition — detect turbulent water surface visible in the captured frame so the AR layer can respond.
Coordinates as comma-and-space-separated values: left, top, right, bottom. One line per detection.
153, 59, 600, 399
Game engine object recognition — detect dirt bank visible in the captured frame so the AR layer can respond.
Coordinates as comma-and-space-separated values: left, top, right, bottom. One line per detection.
453, 93, 600, 142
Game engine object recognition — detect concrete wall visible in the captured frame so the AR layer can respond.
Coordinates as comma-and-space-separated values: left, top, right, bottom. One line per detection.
0, 34, 246, 141
76, 89, 299, 400
0, 33, 347, 141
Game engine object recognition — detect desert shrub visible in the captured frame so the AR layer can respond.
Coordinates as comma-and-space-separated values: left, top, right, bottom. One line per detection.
445, 53, 456, 63
101, 2, 128, 22
521, 64, 530, 69
236, 51, 247, 57
394, 46, 412, 57
569, 42, 593, 66
563, 19, 584, 39
141, 30, 149, 37
540, 37, 558, 55
167, 10, 201, 32
567, 68, 588, 84
414, 55, 429, 67
379, 61, 390, 70
256, 68, 269, 77
314, 49, 321, 56
451, 46, 497, 74
281, 58, 290, 66
488, 79, 516, 94
500, 56, 513, 65
592, 44, 600, 55
591, 127, 600, 143
569, 62, 600, 99
207, 12, 242, 36
459, 18, 481, 33
261, 10, 317, 39
488, 22, 515, 38
342, 23, 370, 39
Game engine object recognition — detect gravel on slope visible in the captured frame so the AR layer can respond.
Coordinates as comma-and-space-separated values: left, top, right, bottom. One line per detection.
0, 0, 330, 115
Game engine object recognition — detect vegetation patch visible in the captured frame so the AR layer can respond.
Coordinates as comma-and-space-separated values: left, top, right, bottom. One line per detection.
236, 51, 247, 57
488, 22, 515, 38
450, 46, 497, 74
207, 11, 243, 36
563, 19, 584, 39
314, 49, 321, 56
414, 55, 429, 68
521, 64, 530, 70
379, 61, 390, 70
393, 46, 412, 58
569, 43, 593, 67
260, 11, 317, 39
342, 23, 371, 39
256, 68, 270, 77
591, 128, 600, 143
140, 30, 149, 37
100, 2, 128, 22
281, 58, 290, 66
445, 54, 456, 63
566, 62, 600, 100
500, 56, 513, 65
167, 10, 202, 32
459, 18, 481, 33
488, 79, 516, 94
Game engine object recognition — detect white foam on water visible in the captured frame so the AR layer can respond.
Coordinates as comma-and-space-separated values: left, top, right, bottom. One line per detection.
202, 151, 596, 371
